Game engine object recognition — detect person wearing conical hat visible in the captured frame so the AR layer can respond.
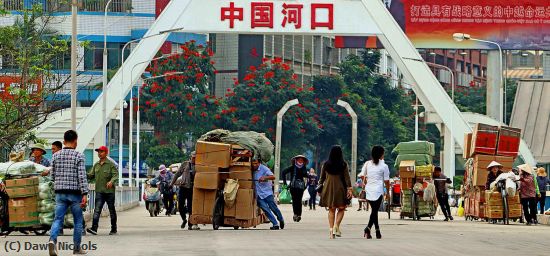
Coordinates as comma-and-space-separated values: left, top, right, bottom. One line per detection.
282, 155, 309, 222
29, 143, 51, 167
485, 161, 502, 190
518, 164, 538, 225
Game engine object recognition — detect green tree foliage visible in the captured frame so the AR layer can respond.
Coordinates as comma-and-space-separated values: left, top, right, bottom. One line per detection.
139, 41, 220, 144
0, 4, 79, 159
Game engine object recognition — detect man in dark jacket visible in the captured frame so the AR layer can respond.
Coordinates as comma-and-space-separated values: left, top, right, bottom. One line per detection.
86, 146, 119, 235
282, 155, 309, 222
170, 152, 199, 230
433, 166, 453, 221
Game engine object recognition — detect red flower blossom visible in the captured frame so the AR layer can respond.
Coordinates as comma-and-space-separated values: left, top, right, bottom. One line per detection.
251, 115, 260, 124
281, 64, 290, 71
162, 98, 167, 102
292, 74, 298, 80
201, 112, 207, 117
188, 106, 195, 110
297, 118, 303, 124
300, 129, 306, 133
185, 93, 193, 100
248, 83, 256, 87
308, 87, 314, 91
265, 71, 276, 79
249, 66, 257, 72
215, 114, 221, 119
188, 112, 193, 116
265, 82, 270, 85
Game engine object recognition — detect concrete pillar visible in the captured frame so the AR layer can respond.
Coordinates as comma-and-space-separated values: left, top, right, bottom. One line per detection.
543, 51, 550, 79
443, 124, 455, 179
486, 50, 502, 120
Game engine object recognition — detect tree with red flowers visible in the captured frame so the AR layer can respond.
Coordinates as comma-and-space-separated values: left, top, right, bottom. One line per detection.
140, 41, 221, 146
221, 58, 320, 161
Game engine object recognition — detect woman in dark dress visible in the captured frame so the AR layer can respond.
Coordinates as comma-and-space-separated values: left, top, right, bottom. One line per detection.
307, 168, 318, 210
319, 146, 352, 239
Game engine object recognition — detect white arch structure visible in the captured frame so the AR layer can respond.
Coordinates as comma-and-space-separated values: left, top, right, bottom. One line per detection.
75, 0, 536, 173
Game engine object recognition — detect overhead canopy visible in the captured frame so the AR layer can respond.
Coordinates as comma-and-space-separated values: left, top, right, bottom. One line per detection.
510, 80, 550, 163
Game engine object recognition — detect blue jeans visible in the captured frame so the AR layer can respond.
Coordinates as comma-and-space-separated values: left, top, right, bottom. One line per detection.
257, 195, 284, 226
49, 193, 84, 250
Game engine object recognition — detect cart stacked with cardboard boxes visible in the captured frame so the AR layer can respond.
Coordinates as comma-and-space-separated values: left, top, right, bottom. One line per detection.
190, 141, 266, 230
394, 141, 437, 220
463, 124, 522, 224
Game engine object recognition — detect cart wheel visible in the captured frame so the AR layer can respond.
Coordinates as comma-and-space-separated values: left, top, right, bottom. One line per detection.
0, 229, 12, 236
213, 223, 220, 230
233, 226, 239, 230
34, 230, 48, 236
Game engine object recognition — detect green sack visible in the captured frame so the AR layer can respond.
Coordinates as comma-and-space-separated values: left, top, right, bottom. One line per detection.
392, 141, 436, 156
394, 154, 433, 168
279, 185, 291, 204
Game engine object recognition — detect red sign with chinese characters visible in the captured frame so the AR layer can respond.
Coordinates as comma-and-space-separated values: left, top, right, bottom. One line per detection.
220, 2, 334, 30
0, 76, 42, 101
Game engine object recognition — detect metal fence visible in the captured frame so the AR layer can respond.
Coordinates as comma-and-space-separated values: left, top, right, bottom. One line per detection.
86, 184, 140, 216
2, 0, 133, 13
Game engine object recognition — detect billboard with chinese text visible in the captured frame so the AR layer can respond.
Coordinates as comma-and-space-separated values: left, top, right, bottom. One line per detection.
0, 76, 43, 101
336, 0, 550, 50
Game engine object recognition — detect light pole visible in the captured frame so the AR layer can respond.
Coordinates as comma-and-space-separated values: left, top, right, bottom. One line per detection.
274, 99, 299, 190
103, 0, 114, 147
116, 27, 184, 186
70, 0, 77, 130
453, 33, 505, 125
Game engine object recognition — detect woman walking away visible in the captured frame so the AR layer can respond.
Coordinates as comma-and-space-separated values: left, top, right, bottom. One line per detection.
318, 145, 352, 239
360, 146, 390, 239
518, 164, 538, 225
307, 168, 318, 210
282, 155, 309, 222
536, 167, 550, 214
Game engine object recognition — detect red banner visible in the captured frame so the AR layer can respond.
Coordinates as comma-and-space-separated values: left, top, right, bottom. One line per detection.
0, 76, 42, 101
336, 0, 550, 50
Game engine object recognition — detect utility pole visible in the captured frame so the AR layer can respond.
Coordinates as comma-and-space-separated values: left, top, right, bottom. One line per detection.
70, 0, 78, 130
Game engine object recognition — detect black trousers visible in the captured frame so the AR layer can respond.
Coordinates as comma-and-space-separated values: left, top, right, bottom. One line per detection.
538, 193, 546, 214
178, 187, 193, 222
436, 193, 452, 218
367, 196, 383, 230
162, 192, 174, 215
521, 197, 538, 223
91, 192, 117, 232
307, 186, 316, 208
290, 188, 304, 216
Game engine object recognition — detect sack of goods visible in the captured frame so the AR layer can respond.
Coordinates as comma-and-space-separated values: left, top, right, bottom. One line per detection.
0, 161, 37, 176
38, 176, 56, 226
394, 154, 433, 169
392, 141, 435, 156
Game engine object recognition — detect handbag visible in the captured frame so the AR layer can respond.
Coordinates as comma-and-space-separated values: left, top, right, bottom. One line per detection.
290, 167, 306, 190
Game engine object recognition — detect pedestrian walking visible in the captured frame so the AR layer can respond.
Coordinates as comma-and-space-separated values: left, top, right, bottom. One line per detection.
157, 164, 174, 216
170, 152, 200, 230
86, 146, 118, 235
29, 143, 51, 167
318, 145, 352, 239
518, 164, 538, 225
359, 145, 390, 240
282, 155, 309, 222
536, 167, 549, 214
47, 130, 88, 256
253, 159, 285, 230
307, 168, 318, 210
433, 166, 453, 221
355, 178, 367, 211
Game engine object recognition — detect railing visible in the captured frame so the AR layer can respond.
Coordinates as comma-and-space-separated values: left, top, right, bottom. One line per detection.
86, 184, 140, 216
2, 0, 132, 13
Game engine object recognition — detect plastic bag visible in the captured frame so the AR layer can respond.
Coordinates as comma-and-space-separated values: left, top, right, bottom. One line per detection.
457, 198, 465, 217
423, 183, 436, 202
4, 161, 36, 175
505, 178, 517, 197
302, 189, 311, 201
223, 179, 240, 208
279, 185, 291, 204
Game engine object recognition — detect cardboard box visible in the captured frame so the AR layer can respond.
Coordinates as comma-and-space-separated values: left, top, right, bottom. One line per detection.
194, 172, 219, 190
5, 177, 39, 187
191, 188, 205, 215
470, 123, 499, 156
195, 164, 220, 174
474, 188, 486, 203
192, 188, 218, 216
400, 178, 413, 189
464, 133, 473, 158
6, 186, 38, 198
399, 161, 415, 178
487, 209, 503, 219
415, 165, 433, 177
229, 166, 254, 189
195, 141, 231, 168
235, 189, 256, 220
485, 190, 502, 201
507, 194, 520, 204
8, 197, 38, 210
508, 209, 522, 218
472, 155, 514, 186
231, 145, 252, 167
508, 203, 522, 211
496, 127, 521, 157
223, 201, 237, 217
479, 204, 486, 218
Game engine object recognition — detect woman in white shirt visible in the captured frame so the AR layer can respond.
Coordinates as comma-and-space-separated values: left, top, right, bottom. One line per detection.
359, 146, 390, 239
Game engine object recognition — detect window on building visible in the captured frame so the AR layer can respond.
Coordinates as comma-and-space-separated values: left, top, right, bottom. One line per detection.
84, 42, 129, 70
457, 60, 464, 72
473, 65, 481, 77
45, 0, 133, 12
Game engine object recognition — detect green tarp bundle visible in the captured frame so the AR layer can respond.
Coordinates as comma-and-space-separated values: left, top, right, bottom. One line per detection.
392, 141, 435, 156
394, 154, 433, 168
199, 129, 274, 163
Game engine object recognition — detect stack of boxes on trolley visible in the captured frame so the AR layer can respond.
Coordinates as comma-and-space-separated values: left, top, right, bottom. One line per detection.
463, 123, 522, 223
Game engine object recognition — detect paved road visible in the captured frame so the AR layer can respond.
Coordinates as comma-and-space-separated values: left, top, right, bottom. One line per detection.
2, 204, 549, 256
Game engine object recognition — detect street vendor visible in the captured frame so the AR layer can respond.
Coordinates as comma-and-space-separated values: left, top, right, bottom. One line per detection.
485, 161, 503, 190
29, 143, 50, 167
